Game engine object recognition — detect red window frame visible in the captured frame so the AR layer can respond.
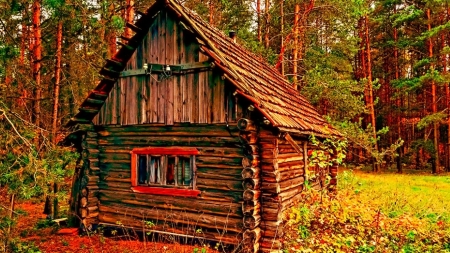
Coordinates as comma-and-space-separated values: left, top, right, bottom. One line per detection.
130, 147, 200, 197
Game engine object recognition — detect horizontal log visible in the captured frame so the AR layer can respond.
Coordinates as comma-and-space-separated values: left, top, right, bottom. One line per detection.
80, 197, 88, 207
239, 132, 258, 145
98, 213, 241, 245
87, 206, 99, 212
242, 178, 260, 190
197, 171, 242, 180
86, 211, 99, 219
196, 156, 242, 165
242, 167, 260, 179
80, 208, 88, 218
259, 238, 282, 251
260, 148, 279, 159
262, 176, 305, 194
100, 190, 242, 217
243, 214, 260, 229
99, 181, 131, 190
242, 156, 259, 169
237, 118, 257, 132
242, 242, 259, 253
242, 201, 260, 216
87, 197, 99, 207
261, 208, 283, 221
197, 178, 243, 191
243, 190, 260, 201
261, 170, 281, 182
98, 203, 244, 233
243, 227, 261, 241
98, 124, 239, 136
97, 136, 240, 147
244, 144, 259, 155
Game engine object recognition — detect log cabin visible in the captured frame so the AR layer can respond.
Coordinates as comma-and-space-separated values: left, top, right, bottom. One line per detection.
66, 0, 341, 252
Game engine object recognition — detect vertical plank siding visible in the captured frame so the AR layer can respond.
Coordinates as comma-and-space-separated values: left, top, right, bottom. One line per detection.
95, 10, 236, 126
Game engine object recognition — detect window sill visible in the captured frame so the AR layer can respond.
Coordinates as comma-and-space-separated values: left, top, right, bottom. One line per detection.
131, 186, 201, 197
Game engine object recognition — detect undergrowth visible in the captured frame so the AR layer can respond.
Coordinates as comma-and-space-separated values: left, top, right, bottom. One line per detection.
283, 170, 450, 252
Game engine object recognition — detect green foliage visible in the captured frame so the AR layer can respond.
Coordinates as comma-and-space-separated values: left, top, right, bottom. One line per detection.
111, 15, 125, 32
416, 112, 447, 130
392, 5, 423, 27
283, 170, 450, 252
334, 119, 403, 165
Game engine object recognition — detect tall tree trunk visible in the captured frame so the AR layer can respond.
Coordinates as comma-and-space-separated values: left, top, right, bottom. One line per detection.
280, 0, 284, 75
394, 25, 402, 173
264, 0, 270, 48
446, 6, 450, 172
209, 0, 213, 24
257, 0, 261, 42
51, 21, 63, 218
52, 21, 62, 143
18, 15, 27, 108
293, 4, 299, 90
107, 3, 117, 58
364, 15, 379, 172
427, 9, 439, 174
32, 0, 42, 128
125, 0, 135, 38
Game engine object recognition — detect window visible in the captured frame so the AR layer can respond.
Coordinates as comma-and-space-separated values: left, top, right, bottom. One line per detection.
130, 147, 200, 197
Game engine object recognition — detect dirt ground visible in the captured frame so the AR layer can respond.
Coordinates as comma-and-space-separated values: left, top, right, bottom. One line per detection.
1, 189, 220, 253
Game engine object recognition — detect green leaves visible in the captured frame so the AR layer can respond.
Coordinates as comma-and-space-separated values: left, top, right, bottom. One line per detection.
416, 112, 447, 130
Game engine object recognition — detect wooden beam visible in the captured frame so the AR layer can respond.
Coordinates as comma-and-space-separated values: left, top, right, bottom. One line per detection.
119, 61, 212, 77
284, 133, 303, 155
125, 22, 143, 33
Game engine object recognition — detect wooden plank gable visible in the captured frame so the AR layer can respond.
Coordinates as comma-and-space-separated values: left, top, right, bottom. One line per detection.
94, 10, 237, 126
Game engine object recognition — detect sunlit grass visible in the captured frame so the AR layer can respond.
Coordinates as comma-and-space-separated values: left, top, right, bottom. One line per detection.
339, 168, 450, 222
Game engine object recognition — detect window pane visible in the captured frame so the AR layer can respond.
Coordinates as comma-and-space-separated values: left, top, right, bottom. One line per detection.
150, 157, 161, 184
167, 157, 176, 185
138, 155, 147, 185
177, 157, 191, 186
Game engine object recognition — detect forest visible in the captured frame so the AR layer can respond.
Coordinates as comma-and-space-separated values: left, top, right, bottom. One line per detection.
0, 0, 450, 252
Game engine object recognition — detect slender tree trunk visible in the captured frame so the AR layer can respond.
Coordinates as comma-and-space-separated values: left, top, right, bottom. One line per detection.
394, 23, 402, 173
52, 21, 62, 143
445, 6, 450, 172
209, 0, 213, 24
50, 21, 63, 218
107, 3, 117, 58
18, 16, 27, 108
125, 0, 135, 38
364, 15, 379, 172
427, 9, 439, 174
293, 4, 299, 90
264, 0, 270, 48
280, 0, 284, 75
257, 0, 261, 42
32, 0, 42, 128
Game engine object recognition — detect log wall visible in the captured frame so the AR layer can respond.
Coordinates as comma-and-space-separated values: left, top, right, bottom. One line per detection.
69, 125, 101, 229
259, 129, 307, 252
93, 124, 245, 244
94, 10, 240, 126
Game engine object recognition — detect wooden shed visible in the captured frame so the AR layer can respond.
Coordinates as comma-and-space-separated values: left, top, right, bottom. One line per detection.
67, 0, 340, 251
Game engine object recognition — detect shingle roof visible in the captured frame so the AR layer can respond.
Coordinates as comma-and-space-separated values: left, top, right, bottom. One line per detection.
67, 0, 340, 137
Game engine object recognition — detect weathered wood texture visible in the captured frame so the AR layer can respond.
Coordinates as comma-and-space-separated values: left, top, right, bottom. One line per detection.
69, 126, 101, 228
93, 10, 240, 126
239, 119, 261, 253
259, 129, 308, 252
92, 124, 245, 243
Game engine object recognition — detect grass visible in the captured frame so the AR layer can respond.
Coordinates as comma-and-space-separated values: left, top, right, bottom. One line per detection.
339, 168, 450, 222
283, 168, 450, 252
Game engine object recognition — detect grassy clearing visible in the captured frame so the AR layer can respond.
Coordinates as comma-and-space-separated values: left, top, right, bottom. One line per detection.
283, 169, 450, 252
340, 169, 450, 222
